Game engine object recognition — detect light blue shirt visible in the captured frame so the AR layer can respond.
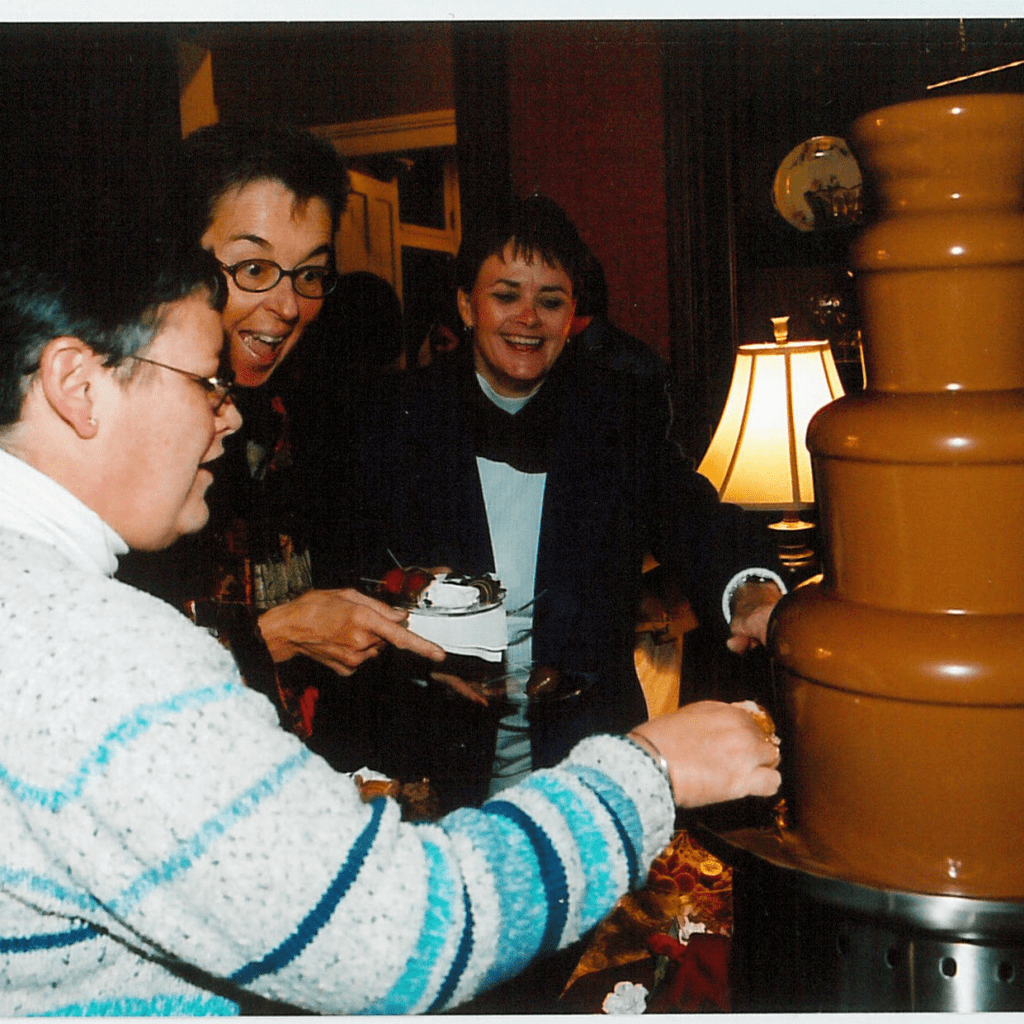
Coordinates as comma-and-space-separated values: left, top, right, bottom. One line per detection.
474, 374, 547, 791
473, 373, 546, 673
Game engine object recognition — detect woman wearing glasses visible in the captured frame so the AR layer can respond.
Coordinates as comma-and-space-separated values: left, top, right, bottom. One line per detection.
0, 232, 781, 1017
119, 123, 444, 744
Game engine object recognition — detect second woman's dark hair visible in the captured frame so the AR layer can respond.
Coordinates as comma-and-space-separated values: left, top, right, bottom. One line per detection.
454, 195, 588, 299
173, 121, 351, 243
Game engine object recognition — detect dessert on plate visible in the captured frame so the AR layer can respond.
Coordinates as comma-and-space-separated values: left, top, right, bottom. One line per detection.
376, 566, 508, 663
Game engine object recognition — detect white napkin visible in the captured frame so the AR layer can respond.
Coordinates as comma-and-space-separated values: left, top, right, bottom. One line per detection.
406, 604, 508, 662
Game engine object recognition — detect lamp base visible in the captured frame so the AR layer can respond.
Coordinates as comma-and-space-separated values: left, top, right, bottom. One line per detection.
768, 512, 818, 586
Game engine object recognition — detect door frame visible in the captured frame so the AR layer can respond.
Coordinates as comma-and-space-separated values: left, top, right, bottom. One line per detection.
313, 109, 461, 260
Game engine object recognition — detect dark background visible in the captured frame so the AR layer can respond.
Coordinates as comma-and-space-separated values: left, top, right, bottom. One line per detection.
5, 21, 1022, 460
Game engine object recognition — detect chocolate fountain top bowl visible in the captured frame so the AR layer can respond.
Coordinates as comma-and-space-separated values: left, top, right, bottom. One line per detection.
848, 93, 1024, 394
850, 93, 1024, 214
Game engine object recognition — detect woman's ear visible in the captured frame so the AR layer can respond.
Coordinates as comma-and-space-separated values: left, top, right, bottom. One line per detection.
38, 337, 102, 439
456, 289, 474, 331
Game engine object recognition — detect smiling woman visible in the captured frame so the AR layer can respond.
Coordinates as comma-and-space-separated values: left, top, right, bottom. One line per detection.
201, 178, 334, 388
457, 242, 576, 397
118, 122, 447, 742
314, 194, 784, 812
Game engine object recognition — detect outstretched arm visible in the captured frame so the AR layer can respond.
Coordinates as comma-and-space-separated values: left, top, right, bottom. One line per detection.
257, 587, 446, 675
725, 576, 784, 654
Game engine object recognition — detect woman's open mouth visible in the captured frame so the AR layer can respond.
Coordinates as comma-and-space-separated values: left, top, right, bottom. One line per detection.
503, 334, 544, 351
240, 330, 288, 364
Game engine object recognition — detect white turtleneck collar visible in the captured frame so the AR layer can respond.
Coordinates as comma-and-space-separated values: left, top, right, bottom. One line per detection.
0, 447, 128, 578
475, 372, 539, 415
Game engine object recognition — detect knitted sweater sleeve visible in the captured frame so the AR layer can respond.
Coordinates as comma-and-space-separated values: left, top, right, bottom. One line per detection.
1, 563, 674, 1015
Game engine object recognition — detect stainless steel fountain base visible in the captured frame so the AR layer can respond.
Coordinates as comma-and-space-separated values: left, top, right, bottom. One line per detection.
732, 862, 1024, 1011
702, 826, 1024, 1012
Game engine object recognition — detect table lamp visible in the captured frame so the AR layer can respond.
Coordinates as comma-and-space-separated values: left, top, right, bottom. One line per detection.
697, 316, 845, 582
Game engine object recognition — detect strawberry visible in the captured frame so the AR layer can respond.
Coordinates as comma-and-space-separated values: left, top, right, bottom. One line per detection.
402, 568, 433, 601
381, 567, 406, 595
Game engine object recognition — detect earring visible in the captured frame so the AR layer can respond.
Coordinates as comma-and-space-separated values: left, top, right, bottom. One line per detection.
87, 417, 97, 427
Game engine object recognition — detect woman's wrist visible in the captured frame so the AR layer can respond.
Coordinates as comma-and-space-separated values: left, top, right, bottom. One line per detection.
256, 604, 294, 663
624, 730, 674, 800
722, 568, 786, 624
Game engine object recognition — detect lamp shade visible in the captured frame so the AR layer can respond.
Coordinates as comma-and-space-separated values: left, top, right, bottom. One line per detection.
698, 337, 844, 510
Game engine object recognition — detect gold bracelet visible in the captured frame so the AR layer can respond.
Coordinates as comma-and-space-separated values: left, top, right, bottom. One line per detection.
624, 731, 672, 790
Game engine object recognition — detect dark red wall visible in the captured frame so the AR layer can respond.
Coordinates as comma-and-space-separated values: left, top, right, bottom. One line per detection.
209, 23, 455, 128
507, 24, 670, 361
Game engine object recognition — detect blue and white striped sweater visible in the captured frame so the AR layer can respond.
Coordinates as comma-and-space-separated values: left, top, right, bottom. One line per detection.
0, 517, 674, 1015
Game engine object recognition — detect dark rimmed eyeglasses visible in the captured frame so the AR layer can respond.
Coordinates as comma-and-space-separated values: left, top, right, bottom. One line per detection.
129, 355, 237, 413
219, 259, 338, 299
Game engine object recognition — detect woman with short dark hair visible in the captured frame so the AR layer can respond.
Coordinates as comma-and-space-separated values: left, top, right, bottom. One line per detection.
321, 195, 785, 809
120, 122, 444, 740
0, 235, 781, 1015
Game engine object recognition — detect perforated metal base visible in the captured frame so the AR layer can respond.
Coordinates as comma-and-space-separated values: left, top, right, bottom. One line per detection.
727, 845, 1024, 1012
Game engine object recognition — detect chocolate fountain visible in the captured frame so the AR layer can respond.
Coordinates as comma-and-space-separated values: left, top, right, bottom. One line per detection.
710, 93, 1024, 1012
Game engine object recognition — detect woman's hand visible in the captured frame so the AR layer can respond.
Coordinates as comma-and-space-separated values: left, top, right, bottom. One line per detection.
726, 580, 783, 654
257, 588, 446, 676
629, 700, 782, 808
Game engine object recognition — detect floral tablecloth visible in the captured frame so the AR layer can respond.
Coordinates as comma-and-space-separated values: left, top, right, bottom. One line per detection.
559, 829, 734, 1014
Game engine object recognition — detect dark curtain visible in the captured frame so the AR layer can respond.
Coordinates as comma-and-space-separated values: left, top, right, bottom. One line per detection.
661, 18, 1024, 461
451, 23, 513, 238
0, 26, 182, 264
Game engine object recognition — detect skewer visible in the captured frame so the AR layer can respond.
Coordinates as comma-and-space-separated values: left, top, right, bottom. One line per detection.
928, 59, 1024, 90
507, 590, 547, 616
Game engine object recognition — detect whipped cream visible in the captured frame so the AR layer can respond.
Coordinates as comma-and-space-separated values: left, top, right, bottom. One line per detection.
420, 576, 480, 610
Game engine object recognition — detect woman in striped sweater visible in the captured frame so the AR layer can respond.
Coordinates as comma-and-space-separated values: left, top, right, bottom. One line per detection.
0, 234, 780, 1014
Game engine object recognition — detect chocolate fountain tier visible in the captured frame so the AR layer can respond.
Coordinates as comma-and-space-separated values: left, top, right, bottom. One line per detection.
850, 93, 1024, 395
810, 389, 1024, 611
773, 582, 1024, 899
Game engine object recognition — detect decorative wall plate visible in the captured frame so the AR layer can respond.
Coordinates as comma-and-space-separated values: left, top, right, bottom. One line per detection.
773, 136, 863, 232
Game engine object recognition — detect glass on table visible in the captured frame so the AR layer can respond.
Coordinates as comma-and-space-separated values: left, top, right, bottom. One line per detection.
433, 655, 596, 707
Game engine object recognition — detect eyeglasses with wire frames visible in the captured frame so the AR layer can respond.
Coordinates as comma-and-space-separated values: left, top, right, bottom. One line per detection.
219, 259, 338, 299
129, 355, 237, 412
